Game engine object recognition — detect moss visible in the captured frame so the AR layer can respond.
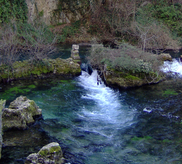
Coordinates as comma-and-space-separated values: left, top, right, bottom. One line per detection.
39, 145, 61, 156
28, 84, 36, 89
162, 89, 178, 97
28, 101, 37, 114
49, 146, 61, 154
39, 149, 49, 156
125, 75, 141, 81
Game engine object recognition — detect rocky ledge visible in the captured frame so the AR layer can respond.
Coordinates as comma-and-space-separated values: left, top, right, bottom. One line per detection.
104, 71, 164, 89
2, 96, 42, 131
0, 57, 81, 83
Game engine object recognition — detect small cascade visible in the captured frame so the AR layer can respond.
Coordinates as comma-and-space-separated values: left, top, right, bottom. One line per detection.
161, 58, 182, 77
77, 70, 135, 132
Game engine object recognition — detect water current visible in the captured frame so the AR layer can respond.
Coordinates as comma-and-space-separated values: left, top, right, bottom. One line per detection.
1, 50, 182, 164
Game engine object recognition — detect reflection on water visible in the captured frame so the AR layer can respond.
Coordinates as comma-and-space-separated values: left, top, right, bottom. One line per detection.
0, 60, 182, 163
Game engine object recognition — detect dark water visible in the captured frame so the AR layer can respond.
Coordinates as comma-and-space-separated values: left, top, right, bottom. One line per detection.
0, 46, 182, 164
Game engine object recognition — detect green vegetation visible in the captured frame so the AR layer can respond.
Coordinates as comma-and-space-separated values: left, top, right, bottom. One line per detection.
0, 0, 27, 23
88, 43, 162, 75
162, 89, 178, 97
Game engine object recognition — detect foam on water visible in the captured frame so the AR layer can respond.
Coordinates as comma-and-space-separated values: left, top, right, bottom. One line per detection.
77, 70, 135, 135
161, 59, 182, 77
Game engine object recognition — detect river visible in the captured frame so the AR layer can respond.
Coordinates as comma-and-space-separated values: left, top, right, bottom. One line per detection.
0, 47, 182, 164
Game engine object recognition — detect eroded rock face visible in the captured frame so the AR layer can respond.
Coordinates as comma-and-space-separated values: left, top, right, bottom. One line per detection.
26, 0, 59, 25
2, 96, 42, 131
25, 142, 64, 164
26, 0, 89, 25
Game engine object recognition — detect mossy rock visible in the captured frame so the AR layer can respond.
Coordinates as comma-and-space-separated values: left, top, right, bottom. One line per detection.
38, 142, 62, 156
0, 57, 81, 83
105, 70, 163, 88
25, 142, 64, 164
2, 96, 42, 131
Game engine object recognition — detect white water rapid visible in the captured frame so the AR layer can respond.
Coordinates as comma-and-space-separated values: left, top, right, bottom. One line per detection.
161, 58, 182, 77
77, 70, 135, 137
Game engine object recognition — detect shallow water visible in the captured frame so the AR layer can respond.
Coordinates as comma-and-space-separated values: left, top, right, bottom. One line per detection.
1, 57, 182, 163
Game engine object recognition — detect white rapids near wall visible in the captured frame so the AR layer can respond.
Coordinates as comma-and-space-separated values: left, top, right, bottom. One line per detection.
161, 59, 182, 77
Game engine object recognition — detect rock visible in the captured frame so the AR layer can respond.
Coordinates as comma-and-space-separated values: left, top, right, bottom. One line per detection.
26, 0, 88, 25
0, 57, 81, 84
81, 63, 93, 75
0, 100, 6, 159
158, 53, 172, 61
2, 96, 42, 131
180, 55, 182, 62
25, 142, 64, 164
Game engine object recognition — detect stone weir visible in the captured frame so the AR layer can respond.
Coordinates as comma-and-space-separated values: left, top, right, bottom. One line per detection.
0, 46, 81, 84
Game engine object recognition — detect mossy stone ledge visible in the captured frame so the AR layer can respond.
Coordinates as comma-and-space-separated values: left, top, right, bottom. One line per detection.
0, 58, 81, 83
104, 70, 164, 89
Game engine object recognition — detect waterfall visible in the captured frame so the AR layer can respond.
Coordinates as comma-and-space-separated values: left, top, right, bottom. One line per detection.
161, 59, 182, 77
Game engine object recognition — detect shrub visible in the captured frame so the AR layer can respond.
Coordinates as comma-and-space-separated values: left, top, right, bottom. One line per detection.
88, 43, 163, 75
0, 21, 58, 75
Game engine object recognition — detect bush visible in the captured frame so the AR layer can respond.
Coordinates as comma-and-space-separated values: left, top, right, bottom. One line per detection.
0, 21, 58, 68
88, 43, 163, 74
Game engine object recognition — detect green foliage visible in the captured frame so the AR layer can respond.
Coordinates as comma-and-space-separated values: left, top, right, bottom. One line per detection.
0, 0, 28, 23
136, 2, 182, 37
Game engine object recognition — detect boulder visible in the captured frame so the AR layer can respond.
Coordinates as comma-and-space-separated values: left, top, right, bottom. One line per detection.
2, 96, 42, 131
0, 100, 6, 159
158, 53, 172, 61
25, 142, 64, 164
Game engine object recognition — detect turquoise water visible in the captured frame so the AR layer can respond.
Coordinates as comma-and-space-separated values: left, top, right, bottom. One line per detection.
1, 67, 182, 163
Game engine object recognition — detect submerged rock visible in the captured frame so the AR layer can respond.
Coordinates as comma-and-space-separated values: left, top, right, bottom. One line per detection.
25, 142, 64, 164
2, 96, 42, 131
0, 100, 6, 159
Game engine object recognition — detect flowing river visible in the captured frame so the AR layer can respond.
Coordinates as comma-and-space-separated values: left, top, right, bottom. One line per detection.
1, 48, 182, 164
